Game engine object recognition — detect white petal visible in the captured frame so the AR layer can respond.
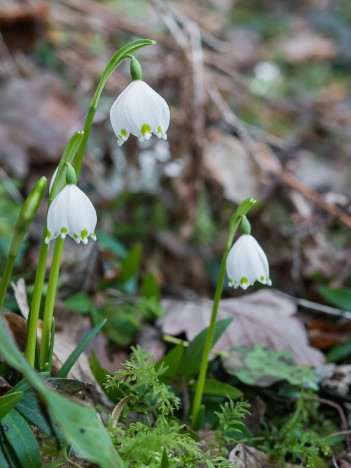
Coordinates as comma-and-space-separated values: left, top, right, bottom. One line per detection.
226, 234, 271, 290
110, 80, 170, 144
46, 185, 97, 245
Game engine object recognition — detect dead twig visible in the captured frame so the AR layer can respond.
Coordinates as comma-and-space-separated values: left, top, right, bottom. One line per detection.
209, 84, 351, 230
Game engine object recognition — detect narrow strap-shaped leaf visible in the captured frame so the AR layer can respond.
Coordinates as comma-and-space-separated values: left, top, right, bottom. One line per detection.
16, 391, 53, 437
1, 409, 41, 468
89, 350, 124, 403
182, 318, 233, 379
0, 392, 24, 420
0, 438, 10, 467
57, 319, 106, 378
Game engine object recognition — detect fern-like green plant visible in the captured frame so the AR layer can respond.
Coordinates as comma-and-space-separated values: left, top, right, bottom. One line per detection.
104, 346, 238, 467
261, 392, 331, 467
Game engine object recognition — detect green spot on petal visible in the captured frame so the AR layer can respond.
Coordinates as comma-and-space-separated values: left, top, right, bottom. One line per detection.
81, 228, 88, 239
240, 277, 249, 286
141, 123, 151, 136
121, 128, 127, 137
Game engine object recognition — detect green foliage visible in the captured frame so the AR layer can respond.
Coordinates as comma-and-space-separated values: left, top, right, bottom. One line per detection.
182, 318, 232, 379
99, 297, 162, 346
56, 319, 106, 378
0, 392, 24, 420
0, 179, 22, 268
261, 392, 331, 467
215, 398, 250, 438
213, 398, 251, 452
1, 409, 41, 468
327, 338, 351, 362
105, 346, 237, 467
106, 346, 180, 416
89, 350, 124, 403
319, 286, 351, 311
222, 346, 317, 389
0, 316, 123, 467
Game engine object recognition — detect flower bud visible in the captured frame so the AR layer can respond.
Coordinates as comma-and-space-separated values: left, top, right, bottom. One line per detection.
10, 177, 47, 257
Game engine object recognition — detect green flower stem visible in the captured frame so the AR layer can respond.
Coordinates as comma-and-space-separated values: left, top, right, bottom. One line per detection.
25, 238, 49, 366
25, 132, 83, 367
0, 255, 16, 309
191, 198, 256, 428
39, 237, 65, 370
74, 38, 155, 177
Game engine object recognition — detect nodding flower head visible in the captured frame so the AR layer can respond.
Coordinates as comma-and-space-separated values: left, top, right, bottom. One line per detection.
45, 184, 97, 245
110, 80, 170, 146
226, 234, 272, 289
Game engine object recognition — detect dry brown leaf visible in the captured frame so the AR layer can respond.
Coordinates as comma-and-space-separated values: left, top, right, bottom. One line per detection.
279, 31, 338, 63
160, 290, 324, 366
203, 131, 259, 204
0, 74, 80, 177
1, 311, 28, 352
11, 278, 29, 320
229, 443, 302, 467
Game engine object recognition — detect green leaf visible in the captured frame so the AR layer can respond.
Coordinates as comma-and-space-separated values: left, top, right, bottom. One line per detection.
156, 343, 184, 380
160, 447, 170, 468
192, 379, 242, 399
0, 316, 124, 467
64, 293, 93, 313
319, 286, 351, 311
140, 272, 160, 300
89, 350, 124, 403
0, 443, 9, 468
56, 319, 106, 378
97, 232, 128, 258
10, 373, 49, 393
46, 392, 122, 464
119, 243, 142, 283
222, 346, 317, 389
101, 303, 141, 346
181, 318, 233, 379
0, 392, 24, 420
16, 391, 54, 437
327, 338, 351, 363
1, 409, 41, 467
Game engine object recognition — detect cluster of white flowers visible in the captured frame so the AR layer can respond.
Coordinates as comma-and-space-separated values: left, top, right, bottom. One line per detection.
47, 65, 170, 246
46, 57, 272, 292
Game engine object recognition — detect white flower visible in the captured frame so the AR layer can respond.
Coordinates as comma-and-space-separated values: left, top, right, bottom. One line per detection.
45, 185, 97, 245
110, 80, 170, 146
226, 234, 272, 289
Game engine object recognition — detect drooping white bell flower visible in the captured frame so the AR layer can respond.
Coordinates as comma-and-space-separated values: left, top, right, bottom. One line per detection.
45, 184, 97, 245
110, 80, 170, 146
226, 234, 272, 289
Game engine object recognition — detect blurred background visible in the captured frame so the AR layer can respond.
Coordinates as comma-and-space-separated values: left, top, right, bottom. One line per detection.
0, 0, 351, 355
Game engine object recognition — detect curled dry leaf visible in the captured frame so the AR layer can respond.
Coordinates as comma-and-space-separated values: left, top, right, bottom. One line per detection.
160, 290, 324, 366
229, 443, 302, 468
